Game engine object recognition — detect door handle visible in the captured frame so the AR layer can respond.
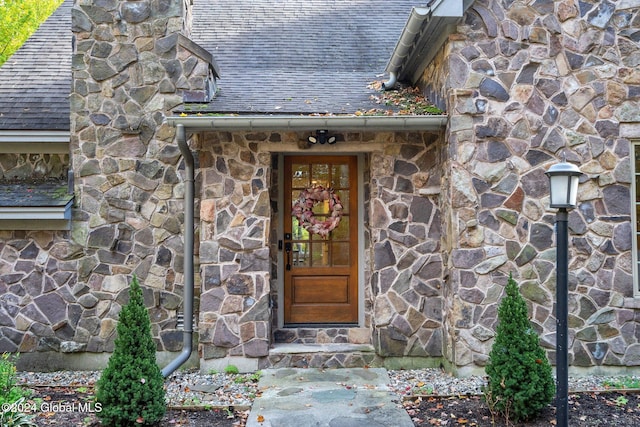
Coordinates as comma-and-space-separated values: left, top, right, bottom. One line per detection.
284, 242, 292, 270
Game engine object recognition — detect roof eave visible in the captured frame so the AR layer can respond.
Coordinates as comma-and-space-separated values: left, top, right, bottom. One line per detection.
0, 130, 70, 153
0, 201, 73, 220
165, 114, 448, 132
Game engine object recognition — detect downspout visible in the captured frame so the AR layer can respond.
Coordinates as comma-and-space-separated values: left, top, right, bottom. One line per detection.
162, 123, 195, 377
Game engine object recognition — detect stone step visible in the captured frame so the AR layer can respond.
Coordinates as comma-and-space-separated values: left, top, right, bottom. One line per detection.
262, 343, 383, 369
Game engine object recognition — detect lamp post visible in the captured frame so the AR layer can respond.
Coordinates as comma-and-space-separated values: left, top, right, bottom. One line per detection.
545, 161, 582, 427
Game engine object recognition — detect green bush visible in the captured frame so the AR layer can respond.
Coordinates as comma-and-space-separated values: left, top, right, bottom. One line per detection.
0, 353, 36, 427
96, 276, 166, 426
484, 274, 555, 422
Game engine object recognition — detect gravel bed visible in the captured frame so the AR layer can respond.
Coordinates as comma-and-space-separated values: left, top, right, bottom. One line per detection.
16, 369, 640, 408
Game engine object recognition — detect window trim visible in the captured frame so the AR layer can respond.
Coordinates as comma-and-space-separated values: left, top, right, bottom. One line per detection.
631, 139, 640, 297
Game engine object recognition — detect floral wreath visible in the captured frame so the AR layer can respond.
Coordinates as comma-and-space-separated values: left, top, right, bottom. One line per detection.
292, 185, 343, 238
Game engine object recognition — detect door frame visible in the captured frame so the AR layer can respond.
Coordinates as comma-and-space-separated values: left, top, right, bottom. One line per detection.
276, 153, 365, 329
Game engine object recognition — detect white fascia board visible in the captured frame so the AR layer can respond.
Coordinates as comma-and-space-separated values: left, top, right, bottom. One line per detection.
0, 205, 71, 220
0, 131, 70, 153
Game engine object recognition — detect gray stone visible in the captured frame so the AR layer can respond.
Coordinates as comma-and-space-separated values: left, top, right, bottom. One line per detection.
34, 293, 66, 325
477, 118, 509, 139
375, 327, 407, 357
78, 293, 99, 308
160, 291, 181, 310
71, 7, 93, 32
530, 223, 553, 251
451, 248, 484, 269
160, 330, 184, 352
241, 297, 270, 323
586, 308, 615, 325
88, 58, 117, 81
60, 341, 87, 353
479, 78, 509, 102
587, 1, 615, 28
244, 339, 269, 357
586, 342, 608, 362
475, 255, 507, 274
87, 225, 116, 248
602, 185, 630, 215
212, 319, 240, 348
623, 343, 640, 366
120, 1, 151, 23
374, 241, 396, 269
471, 325, 494, 342
573, 342, 593, 366
226, 274, 252, 295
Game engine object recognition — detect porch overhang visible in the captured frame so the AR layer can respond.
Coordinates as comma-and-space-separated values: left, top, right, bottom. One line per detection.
165, 114, 448, 132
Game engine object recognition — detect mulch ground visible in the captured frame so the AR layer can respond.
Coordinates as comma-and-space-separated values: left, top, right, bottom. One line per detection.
19, 386, 640, 426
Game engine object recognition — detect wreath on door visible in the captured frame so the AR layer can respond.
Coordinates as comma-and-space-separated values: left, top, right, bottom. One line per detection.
292, 185, 343, 238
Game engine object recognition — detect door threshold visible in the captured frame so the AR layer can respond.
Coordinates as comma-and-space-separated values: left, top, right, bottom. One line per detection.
283, 323, 359, 328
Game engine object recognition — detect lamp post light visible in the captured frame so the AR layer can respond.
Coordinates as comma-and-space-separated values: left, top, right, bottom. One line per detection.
545, 161, 582, 427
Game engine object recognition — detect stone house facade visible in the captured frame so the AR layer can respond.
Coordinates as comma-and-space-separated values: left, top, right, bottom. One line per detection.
1, 0, 639, 376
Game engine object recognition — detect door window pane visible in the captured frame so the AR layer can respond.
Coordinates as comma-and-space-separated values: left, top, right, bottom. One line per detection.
311, 242, 329, 266
292, 242, 309, 267
332, 242, 350, 266
332, 164, 349, 188
311, 164, 330, 187
292, 164, 309, 188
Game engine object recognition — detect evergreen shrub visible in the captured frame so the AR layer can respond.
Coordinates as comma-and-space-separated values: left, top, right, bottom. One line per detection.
483, 273, 555, 422
96, 276, 166, 426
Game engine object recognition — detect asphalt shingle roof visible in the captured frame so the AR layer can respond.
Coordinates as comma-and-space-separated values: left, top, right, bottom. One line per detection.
0, 0, 72, 131
189, 0, 418, 114
0, 181, 72, 208
0, 0, 418, 128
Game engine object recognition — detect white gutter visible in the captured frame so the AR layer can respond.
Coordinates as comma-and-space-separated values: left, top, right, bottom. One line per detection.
165, 114, 447, 131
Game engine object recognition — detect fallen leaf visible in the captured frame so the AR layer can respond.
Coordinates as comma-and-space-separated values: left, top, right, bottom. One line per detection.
257, 414, 265, 422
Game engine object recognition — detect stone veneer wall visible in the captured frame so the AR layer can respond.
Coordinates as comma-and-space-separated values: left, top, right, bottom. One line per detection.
0, 154, 68, 181
196, 130, 273, 367
0, 0, 214, 360
194, 130, 447, 369
419, 0, 640, 373
369, 132, 446, 361
0, 151, 70, 353
66, 0, 214, 353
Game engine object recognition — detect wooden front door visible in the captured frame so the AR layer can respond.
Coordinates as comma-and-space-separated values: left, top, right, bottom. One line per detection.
284, 155, 358, 324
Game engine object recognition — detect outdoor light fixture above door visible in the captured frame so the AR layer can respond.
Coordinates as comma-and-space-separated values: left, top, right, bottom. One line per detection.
308, 130, 336, 145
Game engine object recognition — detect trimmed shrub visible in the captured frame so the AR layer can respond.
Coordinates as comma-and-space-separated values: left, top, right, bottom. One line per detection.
96, 276, 166, 426
484, 273, 555, 422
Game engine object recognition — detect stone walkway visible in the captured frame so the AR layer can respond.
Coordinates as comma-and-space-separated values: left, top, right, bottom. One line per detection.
246, 368, 413, 427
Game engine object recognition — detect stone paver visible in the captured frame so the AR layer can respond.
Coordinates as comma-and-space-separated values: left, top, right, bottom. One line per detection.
246, 368, 412, 427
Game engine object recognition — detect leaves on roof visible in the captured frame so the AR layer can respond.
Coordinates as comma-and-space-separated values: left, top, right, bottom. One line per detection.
356, 81, 444, 116
175, 81, 445, 117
